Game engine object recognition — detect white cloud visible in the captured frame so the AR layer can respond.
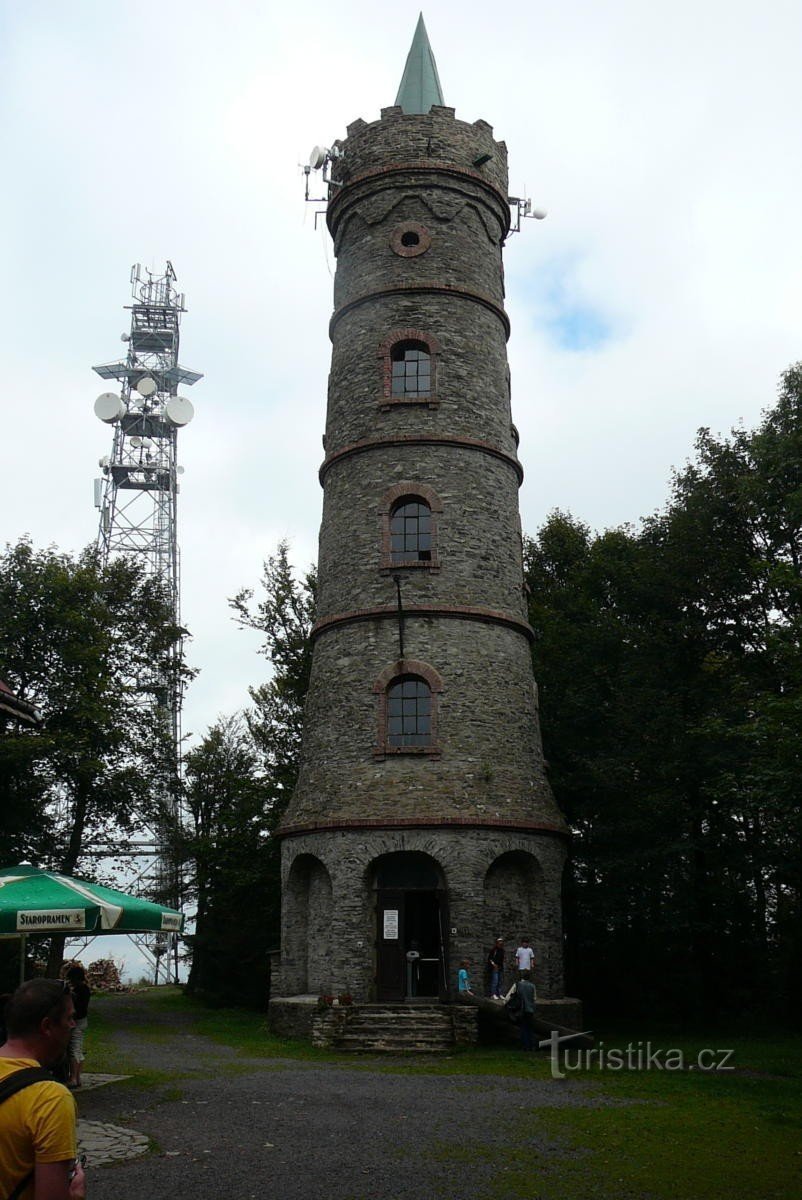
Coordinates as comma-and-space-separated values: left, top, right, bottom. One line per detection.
2, 0, 801, 755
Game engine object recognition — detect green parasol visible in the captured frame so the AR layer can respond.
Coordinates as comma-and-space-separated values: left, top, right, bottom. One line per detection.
0, 864, 183, 936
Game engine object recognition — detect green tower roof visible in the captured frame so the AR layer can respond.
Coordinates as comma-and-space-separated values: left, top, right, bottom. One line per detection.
395, 13, 444, 114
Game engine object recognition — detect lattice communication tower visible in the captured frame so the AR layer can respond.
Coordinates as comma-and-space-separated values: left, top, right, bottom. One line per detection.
91, 263, 201, 972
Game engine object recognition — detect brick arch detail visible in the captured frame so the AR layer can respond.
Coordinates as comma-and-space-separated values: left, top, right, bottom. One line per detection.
377, 480, 443, 515
378, 329, 442, 406
373, 657, 443, 758
378, 482, 442, 571
372, 658, 444, 695
377, 328, 442, 359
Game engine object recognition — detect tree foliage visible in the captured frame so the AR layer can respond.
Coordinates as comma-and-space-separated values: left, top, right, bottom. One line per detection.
230, 540, 316, 803
0, 539, 183, 873
182, 543, 315, 1005
182, 716, 274, 1006
526, 365, 802, 1020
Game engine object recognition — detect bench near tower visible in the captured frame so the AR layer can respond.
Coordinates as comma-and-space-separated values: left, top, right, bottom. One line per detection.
269, 16, 581, 1046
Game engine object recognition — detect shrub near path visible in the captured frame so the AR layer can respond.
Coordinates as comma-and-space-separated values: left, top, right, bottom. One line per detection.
80, 990, 801, 1200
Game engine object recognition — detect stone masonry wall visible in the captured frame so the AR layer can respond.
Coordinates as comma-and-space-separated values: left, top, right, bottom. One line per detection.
316, 444, 526, 618
277, 827, 567, 1002
286, 617, 561, 829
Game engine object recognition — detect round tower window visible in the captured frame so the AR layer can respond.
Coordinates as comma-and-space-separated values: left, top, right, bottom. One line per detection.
390, 222, 431, 258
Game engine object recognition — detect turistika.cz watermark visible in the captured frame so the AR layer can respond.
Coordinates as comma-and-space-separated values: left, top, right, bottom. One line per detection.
541, 1032, 735, 1080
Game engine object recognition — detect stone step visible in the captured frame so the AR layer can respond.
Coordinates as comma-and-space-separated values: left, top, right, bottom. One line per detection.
335, 1035, 454, 1053
337, 1029, 453, 1043
346, 1011, 452, 1025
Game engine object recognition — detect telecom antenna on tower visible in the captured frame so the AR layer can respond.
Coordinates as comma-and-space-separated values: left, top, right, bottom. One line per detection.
91, 262, 202, 980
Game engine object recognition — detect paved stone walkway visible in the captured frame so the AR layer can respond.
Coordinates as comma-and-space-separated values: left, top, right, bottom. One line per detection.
73, 1075, 147, 1166
77, 1119, 149, 1166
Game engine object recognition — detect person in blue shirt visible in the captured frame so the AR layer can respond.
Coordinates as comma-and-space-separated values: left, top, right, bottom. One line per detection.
457, 959, 474, 997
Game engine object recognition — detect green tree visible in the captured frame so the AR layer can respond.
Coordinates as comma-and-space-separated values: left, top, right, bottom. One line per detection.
182, 716, 274, 1005
180, 543, 315, 1005
230, 540, 316, 804
0, 539, 186, 970
526, 365, 802, 1020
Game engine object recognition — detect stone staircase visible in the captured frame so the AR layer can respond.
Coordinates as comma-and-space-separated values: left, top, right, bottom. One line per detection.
324, 1003, 474, 1052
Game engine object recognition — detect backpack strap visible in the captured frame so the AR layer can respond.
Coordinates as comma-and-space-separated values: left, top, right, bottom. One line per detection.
0, 1067, 58, 1200
0, 1066, 53, 1104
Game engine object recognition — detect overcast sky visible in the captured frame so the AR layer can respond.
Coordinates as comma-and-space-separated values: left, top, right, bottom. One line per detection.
3, 0, 801, 971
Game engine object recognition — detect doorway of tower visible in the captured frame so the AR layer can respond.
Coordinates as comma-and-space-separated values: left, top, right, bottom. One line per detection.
373, 851, 449, 1002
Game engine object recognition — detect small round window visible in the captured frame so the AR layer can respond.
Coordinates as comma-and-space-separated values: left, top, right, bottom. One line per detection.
390, 222, 431, 258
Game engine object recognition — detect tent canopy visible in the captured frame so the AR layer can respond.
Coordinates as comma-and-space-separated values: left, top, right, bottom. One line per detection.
0, 865, 183, 936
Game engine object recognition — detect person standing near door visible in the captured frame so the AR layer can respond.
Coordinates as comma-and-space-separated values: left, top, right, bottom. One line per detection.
515, 938, 536, 977
487, 938, 505, 999
456, 959, 474, 999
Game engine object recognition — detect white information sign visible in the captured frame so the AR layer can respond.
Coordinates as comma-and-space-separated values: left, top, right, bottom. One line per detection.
383, 909, 399, 940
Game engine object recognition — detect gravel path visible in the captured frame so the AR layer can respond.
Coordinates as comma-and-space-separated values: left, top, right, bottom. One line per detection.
78, 994, 599, 1200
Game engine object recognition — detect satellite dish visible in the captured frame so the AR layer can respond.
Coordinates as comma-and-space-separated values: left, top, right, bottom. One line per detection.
531, 207, 547, 220
136, 376, 157, 397
309, 145, 328, 170
176, 465, 185, 475
164, 396, 194, 427
94, 392, 124, 423
98, 455, 110, 468
121, 332, 130, 342
129, 436, 143, 448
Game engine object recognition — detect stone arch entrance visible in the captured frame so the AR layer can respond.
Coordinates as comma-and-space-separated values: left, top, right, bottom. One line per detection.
370, 851, 448, 1002
483, 850, 544, 953
284, 854, 333, 995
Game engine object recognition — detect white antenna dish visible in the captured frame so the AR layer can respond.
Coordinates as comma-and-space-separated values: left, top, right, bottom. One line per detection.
309, 145, 328, 170
98, 455, 110, 468
176, 465, 185, 476
129, 436, 143, 448
136, 376, 157, 397
121, 332, 130, 342
530, 207, 547, 220
94, 392, 124, 423
164, 396, 194, 427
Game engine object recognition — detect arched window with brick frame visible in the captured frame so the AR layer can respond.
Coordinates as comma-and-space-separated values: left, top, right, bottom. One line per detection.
378, 481, 442, 571
378, 329, 441, 407
373, 659, 444, 757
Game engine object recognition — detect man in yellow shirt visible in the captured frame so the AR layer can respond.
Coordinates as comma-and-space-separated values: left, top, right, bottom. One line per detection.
0, 978, 86, 1200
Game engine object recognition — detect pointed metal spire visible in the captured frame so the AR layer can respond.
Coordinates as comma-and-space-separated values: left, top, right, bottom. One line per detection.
395, 13, 444, 115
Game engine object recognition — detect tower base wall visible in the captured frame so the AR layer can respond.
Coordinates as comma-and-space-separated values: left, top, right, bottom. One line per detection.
273, 826, 568, 1003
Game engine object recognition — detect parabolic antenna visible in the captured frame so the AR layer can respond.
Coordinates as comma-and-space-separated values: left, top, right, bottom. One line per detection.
129, 436, 143, 448
176, 465, 185, 475
98, 455, 110, 468
309, 145, 328, 170
136, 375, 157, 397
164, 396, 194, 427
94, 392, 124, 423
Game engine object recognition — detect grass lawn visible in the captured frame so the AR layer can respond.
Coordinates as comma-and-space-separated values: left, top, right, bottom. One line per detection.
91, 989, 802, 1199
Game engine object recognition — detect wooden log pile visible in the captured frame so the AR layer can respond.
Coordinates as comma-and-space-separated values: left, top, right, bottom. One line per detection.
61, 957, 126, 991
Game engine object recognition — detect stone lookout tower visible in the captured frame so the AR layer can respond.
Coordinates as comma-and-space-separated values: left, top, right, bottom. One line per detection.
272, 17, 572, 1014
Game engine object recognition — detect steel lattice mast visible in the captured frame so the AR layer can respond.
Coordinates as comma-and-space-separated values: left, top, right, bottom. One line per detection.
92, 262, 201, 978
